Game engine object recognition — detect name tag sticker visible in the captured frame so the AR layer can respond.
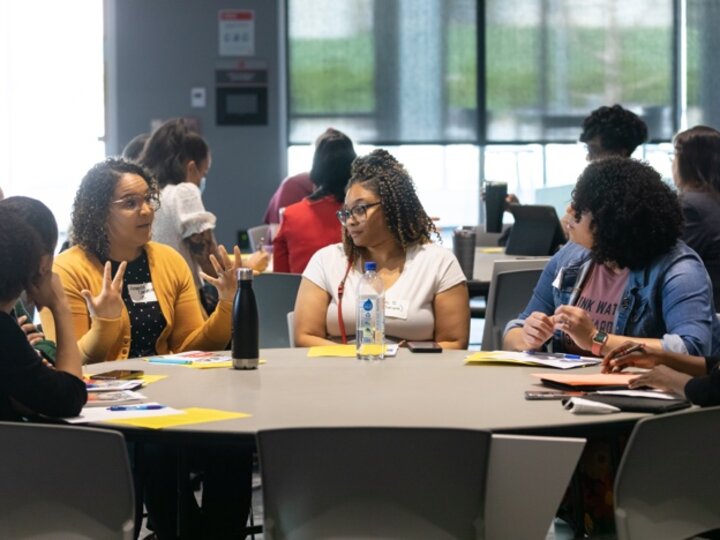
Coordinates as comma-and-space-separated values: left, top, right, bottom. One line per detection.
127, 283, 158, 304
385, 299, 408, 320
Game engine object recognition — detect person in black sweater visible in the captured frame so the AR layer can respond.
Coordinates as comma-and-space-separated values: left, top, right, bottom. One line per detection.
602, 341, 720, 406
0, 196, 86, 420
672, 125, 720, 311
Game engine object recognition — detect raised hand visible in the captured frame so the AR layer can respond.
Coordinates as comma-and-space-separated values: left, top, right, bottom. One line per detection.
521, 311, 555, 350
199, 245, 241, 303
80, 261, 126, 319
244, 248, 270, 273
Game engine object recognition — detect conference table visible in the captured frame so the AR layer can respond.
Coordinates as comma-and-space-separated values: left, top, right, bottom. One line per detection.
83, 347, 644, 440
84, 348, 647, 539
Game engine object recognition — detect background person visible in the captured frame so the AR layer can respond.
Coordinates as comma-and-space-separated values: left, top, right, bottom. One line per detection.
0, 196, 86, 421
579, 104, 649, 160
272, 128, 356, 273
503, 157, 720, 357
671, 125, 720, 310
140, 118, 267, 312
121, 132, 150, 161
294, 149, 470, 349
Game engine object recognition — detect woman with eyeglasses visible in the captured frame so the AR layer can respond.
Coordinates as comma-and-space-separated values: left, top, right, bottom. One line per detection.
294, 149, 470, 349
272, 128, 356, 273
671, 125, 720, 311
503, 157, 720, 358
139, 118, 268, 312
40, 158, 242, 364
39, 158, 252, 539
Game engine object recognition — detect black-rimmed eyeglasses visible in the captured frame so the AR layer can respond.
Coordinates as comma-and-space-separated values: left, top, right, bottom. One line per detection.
336, 202, 381, 225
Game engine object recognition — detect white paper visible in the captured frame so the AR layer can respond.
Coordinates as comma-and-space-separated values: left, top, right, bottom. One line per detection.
65, 403, 183, 424
563, 397, 620, 415
595, 389, 680, 400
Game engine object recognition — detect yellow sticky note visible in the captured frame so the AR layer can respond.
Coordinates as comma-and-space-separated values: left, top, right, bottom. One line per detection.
140, 374, 168, 384
480, 247, 504, 254
308, 345, 357, 357
464, 352, 535, 366
104, 408, 251, 429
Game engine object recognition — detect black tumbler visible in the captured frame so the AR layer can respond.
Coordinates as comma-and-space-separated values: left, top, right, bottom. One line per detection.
485, 181, 508, 233
453, 228, 476, 281
232, 268, 259, 369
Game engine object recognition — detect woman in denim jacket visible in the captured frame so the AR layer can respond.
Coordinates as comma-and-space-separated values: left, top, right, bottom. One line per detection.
504, 157, 720, 357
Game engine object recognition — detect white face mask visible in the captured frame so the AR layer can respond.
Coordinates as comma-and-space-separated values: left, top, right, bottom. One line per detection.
199, 176, 207, 194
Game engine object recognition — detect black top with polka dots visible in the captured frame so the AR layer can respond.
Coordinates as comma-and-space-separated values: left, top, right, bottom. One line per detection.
111, 251, 167, 358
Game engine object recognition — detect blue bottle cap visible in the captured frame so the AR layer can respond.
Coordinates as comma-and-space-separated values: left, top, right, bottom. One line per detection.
364, 261, 377, 272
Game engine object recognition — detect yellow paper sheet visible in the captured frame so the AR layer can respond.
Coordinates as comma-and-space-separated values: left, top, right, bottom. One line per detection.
103, 407, 251, 429
465, 352, 536, 366
307, 345, 357, 357
186, 359, 266, 369
480, 247, 504, 254
140, 374, 168, 384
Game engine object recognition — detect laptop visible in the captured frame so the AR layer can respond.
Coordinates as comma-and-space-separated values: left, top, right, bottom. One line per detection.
505, 204, 565, 256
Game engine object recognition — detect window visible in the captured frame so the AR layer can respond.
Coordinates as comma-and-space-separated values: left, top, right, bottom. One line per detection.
0, 1, 105, 238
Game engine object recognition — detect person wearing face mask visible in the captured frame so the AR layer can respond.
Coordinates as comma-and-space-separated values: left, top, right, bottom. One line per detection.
140, 118, 268, 313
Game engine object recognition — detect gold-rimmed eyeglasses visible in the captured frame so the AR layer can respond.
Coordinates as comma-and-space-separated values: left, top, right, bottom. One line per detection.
110, 192, 161, 212
336, 202, 381, 226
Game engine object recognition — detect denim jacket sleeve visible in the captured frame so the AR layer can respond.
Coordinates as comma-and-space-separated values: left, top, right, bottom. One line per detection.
656, 253, 717, 356
502, 246, 576, 338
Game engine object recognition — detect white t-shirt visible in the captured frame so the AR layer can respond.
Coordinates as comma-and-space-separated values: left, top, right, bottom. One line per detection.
303, 242, 466, 341
152, 183, 216, 287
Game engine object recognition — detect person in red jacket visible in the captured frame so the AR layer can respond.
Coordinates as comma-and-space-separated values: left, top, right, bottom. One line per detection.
273, 128, 356, 273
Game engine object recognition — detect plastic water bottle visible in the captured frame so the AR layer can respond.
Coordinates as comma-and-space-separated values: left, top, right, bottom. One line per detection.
232, 268, 259, 369
356, 261, 385, 361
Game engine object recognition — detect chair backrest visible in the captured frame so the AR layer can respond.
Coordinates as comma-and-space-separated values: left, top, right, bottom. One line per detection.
0, 421, 135, 539
258, 427, 492, 540
254, 273, 302, 348
481, 258, 549, 351
485, 434, 585, 539
614, 406, 720, 540
248, 224, 270, 251
286, 311, 295, 347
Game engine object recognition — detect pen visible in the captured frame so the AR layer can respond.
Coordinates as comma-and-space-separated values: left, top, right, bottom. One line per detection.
107, 404, 165, 411
608, 343, 644, 361
524, 351, 583, 360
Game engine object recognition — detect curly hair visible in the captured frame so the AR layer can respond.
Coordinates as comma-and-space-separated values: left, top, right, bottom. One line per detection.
571, 157, 682, 270
579, 104, 648, 156
0, 197, 57, 301
139, 118, 208, 188
342, 149, 438, 260
673, 125, 720, 193
308, 128, 356, 203
71, 158, 157, 261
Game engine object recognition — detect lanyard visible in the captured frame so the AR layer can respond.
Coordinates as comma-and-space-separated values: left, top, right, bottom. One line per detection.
337, 258, 354, 344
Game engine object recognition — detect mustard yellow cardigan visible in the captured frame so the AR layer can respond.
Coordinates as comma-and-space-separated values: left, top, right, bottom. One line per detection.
40, 242, 232, 363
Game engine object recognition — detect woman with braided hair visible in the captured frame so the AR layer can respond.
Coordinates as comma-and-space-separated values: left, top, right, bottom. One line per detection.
294, 149, 470, 349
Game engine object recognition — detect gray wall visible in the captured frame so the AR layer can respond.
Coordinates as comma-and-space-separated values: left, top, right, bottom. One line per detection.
105, 0, 287, 246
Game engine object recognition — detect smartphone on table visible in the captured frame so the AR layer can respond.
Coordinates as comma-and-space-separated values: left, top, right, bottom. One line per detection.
89, 369, 144, 381
407, 341, 442, 353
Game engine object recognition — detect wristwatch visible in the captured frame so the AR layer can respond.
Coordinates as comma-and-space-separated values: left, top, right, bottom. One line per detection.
591, 330, 609, 356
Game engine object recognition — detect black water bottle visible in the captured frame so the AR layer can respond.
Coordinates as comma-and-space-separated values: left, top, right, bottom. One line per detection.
232, 268, 259, 369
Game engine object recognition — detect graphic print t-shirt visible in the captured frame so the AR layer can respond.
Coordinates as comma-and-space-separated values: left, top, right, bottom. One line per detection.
563, 263, 629, 353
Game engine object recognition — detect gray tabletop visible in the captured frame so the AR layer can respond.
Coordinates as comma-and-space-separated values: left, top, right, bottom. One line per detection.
84, 348, 645, 439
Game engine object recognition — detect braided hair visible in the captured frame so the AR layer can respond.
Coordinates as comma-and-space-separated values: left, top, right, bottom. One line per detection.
342, 149, 438, 260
